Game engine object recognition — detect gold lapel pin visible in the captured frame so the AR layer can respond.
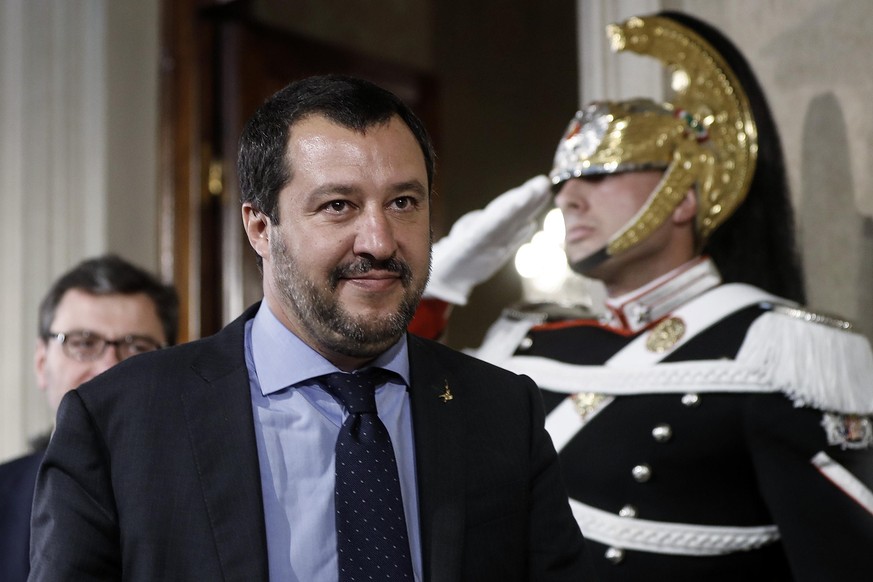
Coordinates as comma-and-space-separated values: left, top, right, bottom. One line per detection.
439, 381, 453, 403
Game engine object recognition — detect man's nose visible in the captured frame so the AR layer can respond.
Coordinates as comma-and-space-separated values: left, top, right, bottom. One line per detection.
353, 208, 397, 260
92, 344, 121, 375
554, 180, 590, 212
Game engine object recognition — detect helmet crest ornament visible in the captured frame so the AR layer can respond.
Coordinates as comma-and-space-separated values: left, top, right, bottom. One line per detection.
550, 14, 757, 271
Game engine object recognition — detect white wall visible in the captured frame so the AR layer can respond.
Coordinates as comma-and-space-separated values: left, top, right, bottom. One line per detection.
0, 0, 159, 463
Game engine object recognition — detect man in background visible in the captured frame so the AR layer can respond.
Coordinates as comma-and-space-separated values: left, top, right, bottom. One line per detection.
0, 254, 178, 582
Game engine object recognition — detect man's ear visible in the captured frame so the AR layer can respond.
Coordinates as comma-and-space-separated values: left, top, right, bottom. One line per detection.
34, 339, 48, 393
242, 203, 272, 259
672, 189, 698, 225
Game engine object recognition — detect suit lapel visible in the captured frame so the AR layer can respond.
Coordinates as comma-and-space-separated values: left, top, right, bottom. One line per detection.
180, 306, 269, 581
408, 336, 466, 582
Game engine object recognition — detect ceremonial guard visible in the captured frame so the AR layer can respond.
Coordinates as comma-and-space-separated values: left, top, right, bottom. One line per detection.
459, 12, 873, 581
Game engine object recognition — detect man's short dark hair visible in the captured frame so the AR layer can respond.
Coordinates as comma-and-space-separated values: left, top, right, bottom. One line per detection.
38, 254, 180, 346
237, 74, 436, 224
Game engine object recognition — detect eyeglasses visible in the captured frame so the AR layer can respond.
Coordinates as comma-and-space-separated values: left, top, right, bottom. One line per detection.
44, 330, 165, 362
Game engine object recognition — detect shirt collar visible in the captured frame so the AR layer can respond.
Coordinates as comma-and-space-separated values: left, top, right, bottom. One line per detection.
603, 257, 722, 332
251, 301, 411, 396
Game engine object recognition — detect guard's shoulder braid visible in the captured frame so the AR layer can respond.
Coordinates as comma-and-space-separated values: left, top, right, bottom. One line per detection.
762, 301, 855, 332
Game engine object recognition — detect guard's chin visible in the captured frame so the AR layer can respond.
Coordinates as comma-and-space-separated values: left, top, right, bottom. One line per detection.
569, 246, 611, 275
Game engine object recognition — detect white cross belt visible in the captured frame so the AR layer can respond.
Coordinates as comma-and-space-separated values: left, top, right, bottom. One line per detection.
570, 499, 781, 556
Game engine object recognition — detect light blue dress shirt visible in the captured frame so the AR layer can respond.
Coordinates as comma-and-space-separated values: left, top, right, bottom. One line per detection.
245, 302, 422, 582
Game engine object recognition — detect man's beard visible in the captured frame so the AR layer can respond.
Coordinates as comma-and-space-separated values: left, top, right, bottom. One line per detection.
270, 232, 428, 359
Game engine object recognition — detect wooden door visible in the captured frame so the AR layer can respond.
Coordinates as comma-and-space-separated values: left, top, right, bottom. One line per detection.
160, 0, 437, 340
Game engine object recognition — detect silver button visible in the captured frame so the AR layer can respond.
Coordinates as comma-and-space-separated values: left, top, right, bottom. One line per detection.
632, 464, 652, 482
681, 393, 701, 407
652, 423, 673, 443
605, 547, 625, 564
518, 337, 533, 350
618, 504, 637, 518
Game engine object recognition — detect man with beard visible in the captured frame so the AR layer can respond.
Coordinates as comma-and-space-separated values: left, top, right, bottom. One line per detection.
28, 75, 592, 582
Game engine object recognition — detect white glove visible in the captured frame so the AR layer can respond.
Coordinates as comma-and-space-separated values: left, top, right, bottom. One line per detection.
425, 175, 552, 305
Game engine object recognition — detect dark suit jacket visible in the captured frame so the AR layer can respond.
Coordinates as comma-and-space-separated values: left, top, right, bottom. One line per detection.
0, 450, 43, 582
29, 304, 592, 581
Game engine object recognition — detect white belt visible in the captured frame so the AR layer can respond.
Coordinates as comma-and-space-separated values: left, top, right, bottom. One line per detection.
507, 358, 776, 396
570, 499, 781, 556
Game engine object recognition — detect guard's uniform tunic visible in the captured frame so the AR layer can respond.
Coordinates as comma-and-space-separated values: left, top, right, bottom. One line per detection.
476, 258, 873, 581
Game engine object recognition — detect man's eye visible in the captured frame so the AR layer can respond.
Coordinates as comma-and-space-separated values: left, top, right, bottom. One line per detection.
327, 200, 348, 212
71, 337, 100, 349
128, 342, 156, 354
392, 196, 415, 210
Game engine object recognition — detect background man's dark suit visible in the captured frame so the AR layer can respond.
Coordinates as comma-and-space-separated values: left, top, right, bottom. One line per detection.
0, 451, 43, 582
30, 303, 590, 581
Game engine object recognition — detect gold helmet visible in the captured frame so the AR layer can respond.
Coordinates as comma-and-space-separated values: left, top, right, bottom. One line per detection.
550, 14, 757, 267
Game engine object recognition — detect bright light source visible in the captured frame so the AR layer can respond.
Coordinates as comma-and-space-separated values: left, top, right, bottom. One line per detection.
541, 208, 565, 245
514, 242, 542, 279
529, 251, 569, 293
514, 209, 607, 309
515, 208, 570, 292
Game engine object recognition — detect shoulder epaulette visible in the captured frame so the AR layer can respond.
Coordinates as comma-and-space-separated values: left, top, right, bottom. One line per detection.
736, 302, 873, 414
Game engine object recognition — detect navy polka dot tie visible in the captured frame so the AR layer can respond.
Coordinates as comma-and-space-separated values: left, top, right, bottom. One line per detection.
320, 370, 414, 581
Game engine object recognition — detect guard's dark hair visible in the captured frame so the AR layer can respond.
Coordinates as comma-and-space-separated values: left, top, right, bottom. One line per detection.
237, 74, 436, 225
38, 254, 180, 346
661, 11, 806, 303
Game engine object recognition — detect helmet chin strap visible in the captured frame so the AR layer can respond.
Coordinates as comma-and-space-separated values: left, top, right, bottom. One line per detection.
568, 246, 610, 275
